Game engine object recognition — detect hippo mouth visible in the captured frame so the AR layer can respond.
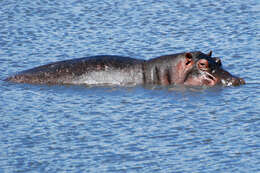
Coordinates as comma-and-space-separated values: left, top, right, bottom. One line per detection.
201, 71, 218, 86
183, 70, 218, 87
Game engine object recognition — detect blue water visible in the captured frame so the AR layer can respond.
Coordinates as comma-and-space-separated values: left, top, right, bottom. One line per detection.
0, 0, 259, 172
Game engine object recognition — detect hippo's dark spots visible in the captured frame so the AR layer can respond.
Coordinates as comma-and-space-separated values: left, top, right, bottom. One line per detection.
155, 66, 160, 84
165, 68, 172, 85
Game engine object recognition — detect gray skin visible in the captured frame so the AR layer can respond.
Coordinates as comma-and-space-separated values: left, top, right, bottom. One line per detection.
5, 51, 245, 87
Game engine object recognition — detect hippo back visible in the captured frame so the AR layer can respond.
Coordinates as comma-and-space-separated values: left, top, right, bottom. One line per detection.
6, 55, 145, 85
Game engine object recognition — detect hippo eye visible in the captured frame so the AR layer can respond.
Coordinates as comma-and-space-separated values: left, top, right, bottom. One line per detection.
199, 62, 206, 68
198, 59, 209, 70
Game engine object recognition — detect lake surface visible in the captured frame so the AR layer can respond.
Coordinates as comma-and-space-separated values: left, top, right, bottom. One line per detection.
0, 0, 259, 172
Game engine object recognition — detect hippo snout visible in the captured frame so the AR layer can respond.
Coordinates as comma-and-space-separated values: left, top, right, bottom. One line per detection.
221, 76, 245, 86
231, 77, 245, 86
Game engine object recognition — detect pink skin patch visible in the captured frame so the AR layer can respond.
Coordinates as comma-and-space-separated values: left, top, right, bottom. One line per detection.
184, 59, 220, 87
170, 53, 195, 85
184, 72, 219, 86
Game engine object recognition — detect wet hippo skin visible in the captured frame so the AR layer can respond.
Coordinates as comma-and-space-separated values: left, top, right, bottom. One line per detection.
5, 51, 245, 87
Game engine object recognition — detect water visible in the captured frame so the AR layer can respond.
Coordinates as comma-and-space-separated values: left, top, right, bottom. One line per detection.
0, 0, 259, 172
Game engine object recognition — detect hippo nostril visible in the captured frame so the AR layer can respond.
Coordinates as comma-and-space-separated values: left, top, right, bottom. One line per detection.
230, 77, 245, 86
231, 78, 238, 86
239, 78, 246, 85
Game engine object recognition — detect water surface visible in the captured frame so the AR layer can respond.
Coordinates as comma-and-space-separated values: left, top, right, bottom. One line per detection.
0, 0, 259, 172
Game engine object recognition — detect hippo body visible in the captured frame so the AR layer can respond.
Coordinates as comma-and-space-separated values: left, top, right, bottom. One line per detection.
6, 56, 145, 86
5, 51, 245, 87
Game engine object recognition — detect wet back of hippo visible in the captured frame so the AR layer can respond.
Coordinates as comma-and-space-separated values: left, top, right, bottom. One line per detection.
6, 55, 145, 86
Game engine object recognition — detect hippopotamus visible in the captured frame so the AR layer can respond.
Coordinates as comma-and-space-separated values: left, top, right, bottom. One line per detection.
5, 51, 245, 87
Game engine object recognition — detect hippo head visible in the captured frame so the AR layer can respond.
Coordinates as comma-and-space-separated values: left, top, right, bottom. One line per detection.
184, 51, 245, 87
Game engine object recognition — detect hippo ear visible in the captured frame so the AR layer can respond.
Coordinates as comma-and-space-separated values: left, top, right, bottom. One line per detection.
185, 53, 192, 60
207, 51, 213, 57
185, 53, 193, 65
